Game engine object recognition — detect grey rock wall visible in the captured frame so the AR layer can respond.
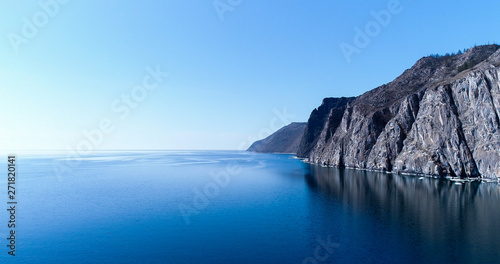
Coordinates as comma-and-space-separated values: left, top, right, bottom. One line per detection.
298, 45, 500, 179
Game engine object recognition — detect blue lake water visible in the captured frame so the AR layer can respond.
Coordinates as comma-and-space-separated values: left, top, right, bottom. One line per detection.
0, 151, 499, 263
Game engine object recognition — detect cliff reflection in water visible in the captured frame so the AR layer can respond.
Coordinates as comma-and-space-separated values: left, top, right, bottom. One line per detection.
304, 164, 500, 263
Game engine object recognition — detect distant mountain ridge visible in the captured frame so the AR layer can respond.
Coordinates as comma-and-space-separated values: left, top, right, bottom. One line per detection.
247, 122, 306, 154
298, 44, 500, 179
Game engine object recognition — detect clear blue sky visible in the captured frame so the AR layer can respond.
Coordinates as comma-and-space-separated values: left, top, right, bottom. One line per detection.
1, 0, 499, 151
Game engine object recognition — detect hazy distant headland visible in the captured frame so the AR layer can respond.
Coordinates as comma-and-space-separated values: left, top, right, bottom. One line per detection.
249, 44, 500, 180
247, 122, 306, 154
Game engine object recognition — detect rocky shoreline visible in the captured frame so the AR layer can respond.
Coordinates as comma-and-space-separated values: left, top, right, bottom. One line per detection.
298, 45, 500, 180
250, 45, 500, 180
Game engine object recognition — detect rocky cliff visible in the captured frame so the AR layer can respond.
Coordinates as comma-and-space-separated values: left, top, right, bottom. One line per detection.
298, 45, 500, 179
247, 122, 307, 154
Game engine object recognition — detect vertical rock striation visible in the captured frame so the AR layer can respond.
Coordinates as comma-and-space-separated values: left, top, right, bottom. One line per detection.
298, 45, 500, 179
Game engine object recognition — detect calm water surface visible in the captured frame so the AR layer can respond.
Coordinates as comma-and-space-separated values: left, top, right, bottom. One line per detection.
0, 151, 499, 263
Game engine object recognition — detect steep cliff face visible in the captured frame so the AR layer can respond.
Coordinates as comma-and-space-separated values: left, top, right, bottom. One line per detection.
298, 45, 500, 179
297, 97, 355, 158
247, 122, 307, 154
